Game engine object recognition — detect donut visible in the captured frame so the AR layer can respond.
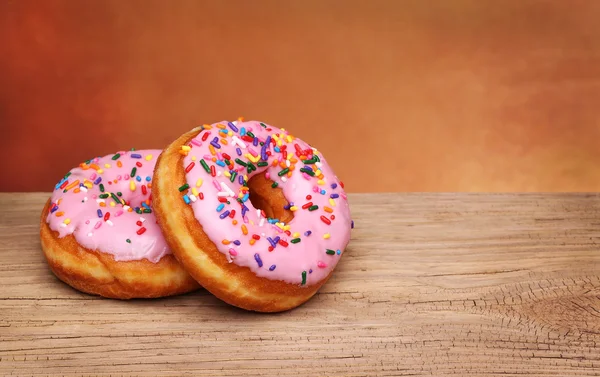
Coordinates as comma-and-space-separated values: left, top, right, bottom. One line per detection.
153, 120, 353, 312
40, 149, 199, 299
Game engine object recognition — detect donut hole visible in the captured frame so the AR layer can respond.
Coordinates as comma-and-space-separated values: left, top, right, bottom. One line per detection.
247, 172, 294, 224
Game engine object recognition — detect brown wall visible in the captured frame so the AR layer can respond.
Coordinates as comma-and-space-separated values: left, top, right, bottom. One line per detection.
2, 0, 600, 192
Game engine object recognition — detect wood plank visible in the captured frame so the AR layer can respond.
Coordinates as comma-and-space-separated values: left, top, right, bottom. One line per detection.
1, 193, 599, 376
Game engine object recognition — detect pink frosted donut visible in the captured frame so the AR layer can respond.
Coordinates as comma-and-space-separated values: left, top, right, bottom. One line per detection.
154, 120, 353, 311
40, 149, 199, 299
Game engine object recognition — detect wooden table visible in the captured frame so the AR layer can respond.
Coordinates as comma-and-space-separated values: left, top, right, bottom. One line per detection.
2, 193, 600, 376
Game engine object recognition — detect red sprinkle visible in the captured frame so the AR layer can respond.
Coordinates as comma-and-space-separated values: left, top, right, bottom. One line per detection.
136, 220, 142, 226
242, 135, 254, 142
104, 212, 110, 221
331, 214, 335, 220
252, 234, 261, 240
279, 239, 289, 247
282, 151, 287, 160
137, 227, 147, 235
340, 181, 345, 188
302, 202, 313, 209
294, 144, 303, 154
320, 215, 331, 225
284, 230, 291, 236
201, 132, 209, 141
185, 162, 195, 173
266, 151, 272, 156
60, 180, 69, 189
218, 197, 228, 203
199, 192, 204, 200
142, 185, 147, 195
210, 165, 216, 177
268, 246, 274, 252
229, 209, 236, 218
136, 162, 142, 167
222, 153, 231, 160
306, 195, 312, 200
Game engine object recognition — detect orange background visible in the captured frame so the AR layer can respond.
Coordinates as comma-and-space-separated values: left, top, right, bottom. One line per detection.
2, 0, 600, 193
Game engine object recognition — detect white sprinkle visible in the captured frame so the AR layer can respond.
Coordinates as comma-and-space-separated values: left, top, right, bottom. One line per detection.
232, 120, 238, 125
285, 160, 291, 167
220, 182, 235, 197
316, 162, 322, 168
83, 197, 88, 202
80, 187, 88, 192
60, 223, 67, 228
88, 232, 93, 237
123, 205, 131, 211
232, 136, 247, 148
106, 220, 114, 226
96, 199, 105, 204
281, 177, 287, 183
139, 217, 146, 223
189, 194, 197, 202
257, 209, 262, 218
217, 192, 229, 197
259, 218, 265, 227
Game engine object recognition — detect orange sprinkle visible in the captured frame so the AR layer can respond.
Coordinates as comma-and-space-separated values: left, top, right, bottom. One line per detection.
127, 207, 133, 212
117, 160, 123, 168
211, 157, 217, 162
217, 123, 226, 129
55, 211, 64, 217
272, 159, 279, 167
237, 116, 245, 121
324, 206, 333, 213
179, 150, 189, 156
290, 157, 298, 163
289, 165, 295, 171
74, 188, 80, 193
209, 145, 216, 155
221, 139, 228, 145
318, 174, 324, 179
279, 161, 286, 168
64, 180, 80, 191
80, 163, 90, 170
241, 224, 248, 235
232, 220, 238, 225
203, 124, 213, 130
287, 172, 293, 178
99, 202, 106, 207
222, 239, 231, 245
299, 155, 307, 160
249, 239, 256, 245
90, 164, 100, 171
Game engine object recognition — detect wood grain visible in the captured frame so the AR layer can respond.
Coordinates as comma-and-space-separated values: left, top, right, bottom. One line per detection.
1, 193, 600, 376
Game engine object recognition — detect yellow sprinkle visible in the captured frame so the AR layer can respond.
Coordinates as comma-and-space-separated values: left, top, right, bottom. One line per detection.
191, 156, 196, 161
287, 153, 293, 161
85, 182, 93, 189
272, 135, 279, 141
290, 206, 298, 211
224, 171, 231, 178
249, 239, 256, 245
145, 154, 153, 161
104, 163, 111, 168
130, 181, 136, 191
315, 170, 322, 176
97, 169, 104, 174
317, 179, 325, 185
181, 145, 191, 151
196, 178, 203, 187
63, 218, 71, 225
209, 145, 216, 156
329, 198, 336, 207
110, 202, 116, 207
55, 211, 64, 217
242, 224, 248, 235
284, 225, 290, 231
323, 233, 331, 239
293, 232, 300, 238
277, 140, 282, 147
324, 206, 333, 213
192, 187, 199, 196
286, 135, 292, 143
228, 131, 233, 136
276, 223, 285, 230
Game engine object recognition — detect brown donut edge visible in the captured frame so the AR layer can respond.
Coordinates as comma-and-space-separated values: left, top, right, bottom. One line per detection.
153, 127, 334, 312
40, 200, 200, 299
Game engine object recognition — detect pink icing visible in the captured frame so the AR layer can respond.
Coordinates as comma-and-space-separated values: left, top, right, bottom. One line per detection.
46, 149, 170, 263
181, 120, 352, 286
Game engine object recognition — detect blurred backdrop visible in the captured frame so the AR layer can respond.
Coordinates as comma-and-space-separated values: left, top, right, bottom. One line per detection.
1, 0, 600, 192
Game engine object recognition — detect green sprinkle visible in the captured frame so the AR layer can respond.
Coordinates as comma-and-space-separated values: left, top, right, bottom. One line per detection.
326, 249, 336, 255
224, 159, 231, 166
111, 193, 121, 204
99, 193, 109, 199
247, 131, 255, 138
301, 271, 307, 285
126, 239, 131, 243
136, 208, 143, 214
64, 172, 72, 179
117, 192, 122, 197
300, 167, 315, 176
278, 168, 290, 176
130, 167, 137, 177
308, 205, 319, 211
200, 159, 211, 173
257, 161, 268, 167
248, 162, 256, 171
112, 153, 121, 160
315, 155, 321, 162
235, 158, 247, 167
271, 182, 279, 188
130, 147, 136, 151
143, 208, 152, 213
291, 238, 301, 244
99, 184, 105, 192
260, 122, 267, 128
179, 183, 190, 192
303, 158, 317, 165
230, 171, 237, 183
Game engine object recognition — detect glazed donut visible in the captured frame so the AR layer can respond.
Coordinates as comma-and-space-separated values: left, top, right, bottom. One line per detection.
40, 149, 199, 299
153, 120, 353, 312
